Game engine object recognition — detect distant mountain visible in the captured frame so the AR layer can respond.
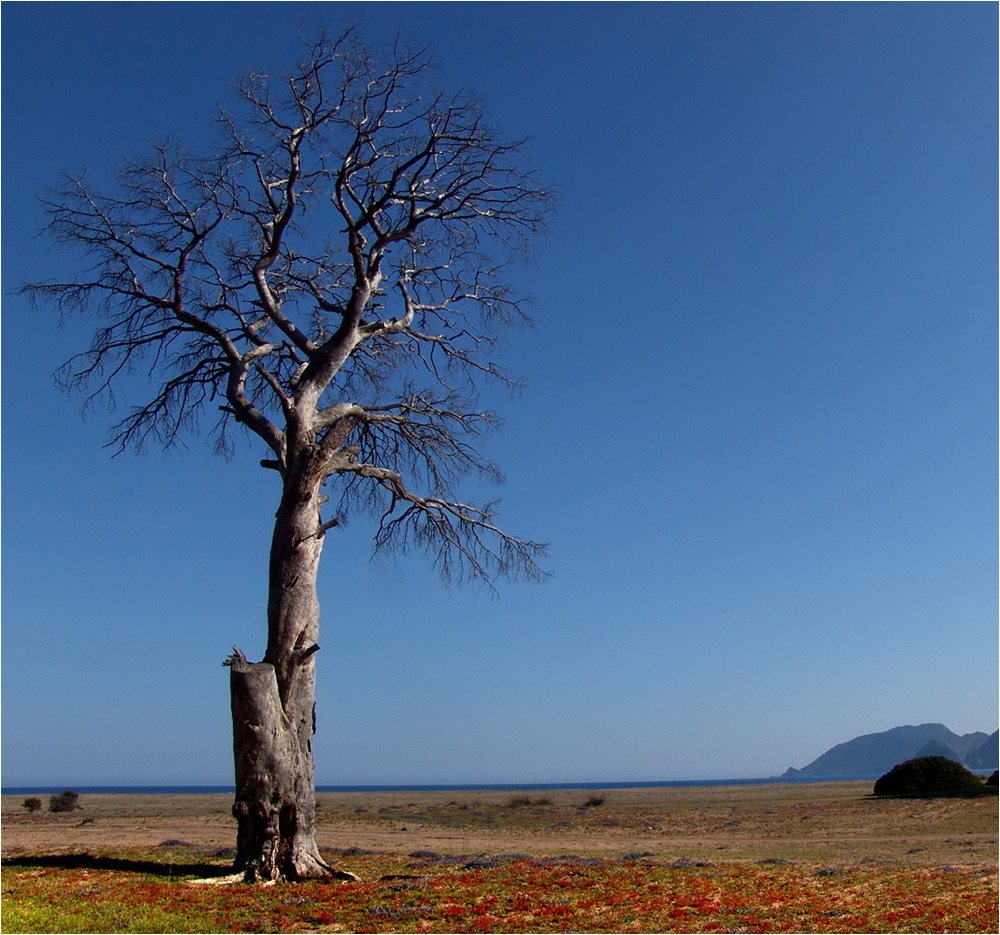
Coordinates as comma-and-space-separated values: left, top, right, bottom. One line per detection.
967, 730, 999, 769
783, 723, 997, 779
915, 739, 966, 761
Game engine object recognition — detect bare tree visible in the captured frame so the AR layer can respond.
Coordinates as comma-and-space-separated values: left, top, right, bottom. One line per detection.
24, 29, 550, 882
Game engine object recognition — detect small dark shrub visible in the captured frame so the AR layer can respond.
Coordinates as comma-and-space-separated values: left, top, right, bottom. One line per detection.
986, 770, 998, 787
506, 795, 552, 808
48, 790, 81, 813
873, 756, 985, 797
21, 797, 42, 813
580, 795, 606, 808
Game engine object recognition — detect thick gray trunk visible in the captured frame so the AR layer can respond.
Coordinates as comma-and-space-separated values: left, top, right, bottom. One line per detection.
229, 659, 332, 880
227, 471, 354, 882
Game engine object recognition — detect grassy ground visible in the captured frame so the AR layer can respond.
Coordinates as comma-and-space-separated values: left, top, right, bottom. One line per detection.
2, 849, 996, 933
2, 782, 997, 933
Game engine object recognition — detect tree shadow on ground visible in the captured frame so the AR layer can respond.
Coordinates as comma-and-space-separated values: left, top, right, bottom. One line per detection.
1, 852, 234, 878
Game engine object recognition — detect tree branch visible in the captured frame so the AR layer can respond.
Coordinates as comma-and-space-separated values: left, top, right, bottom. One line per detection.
25, 28, 552, 586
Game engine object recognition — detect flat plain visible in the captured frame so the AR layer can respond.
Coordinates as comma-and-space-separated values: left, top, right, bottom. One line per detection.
2, 782, 997, 932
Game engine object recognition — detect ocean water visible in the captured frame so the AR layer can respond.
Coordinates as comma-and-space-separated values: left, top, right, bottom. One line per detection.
1, 776, 872, 795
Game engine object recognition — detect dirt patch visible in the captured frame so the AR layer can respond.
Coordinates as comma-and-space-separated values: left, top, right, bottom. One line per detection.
3, 782, 996, 868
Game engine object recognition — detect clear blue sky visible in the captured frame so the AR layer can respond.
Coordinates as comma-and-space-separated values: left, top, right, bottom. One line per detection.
2, 3, 996, 787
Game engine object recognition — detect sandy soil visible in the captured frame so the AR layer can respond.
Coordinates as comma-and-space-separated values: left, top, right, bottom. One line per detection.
2, 782, 997, 869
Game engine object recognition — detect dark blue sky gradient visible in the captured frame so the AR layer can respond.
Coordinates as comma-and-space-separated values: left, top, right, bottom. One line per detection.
2, 3, 996, 785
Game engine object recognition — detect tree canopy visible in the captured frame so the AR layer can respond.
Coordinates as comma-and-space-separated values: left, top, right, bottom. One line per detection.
27, 28, 551, 586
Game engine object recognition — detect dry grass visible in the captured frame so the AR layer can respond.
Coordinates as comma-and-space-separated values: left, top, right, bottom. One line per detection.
3, 781, 996, 867
3, 783, 996, 933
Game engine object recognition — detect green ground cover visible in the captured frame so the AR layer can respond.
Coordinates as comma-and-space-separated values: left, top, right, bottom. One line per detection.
2, 848, 996, 933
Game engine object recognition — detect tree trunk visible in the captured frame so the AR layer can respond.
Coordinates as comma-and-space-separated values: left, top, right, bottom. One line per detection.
229, 659, 331, 880
227, 473, 354, 882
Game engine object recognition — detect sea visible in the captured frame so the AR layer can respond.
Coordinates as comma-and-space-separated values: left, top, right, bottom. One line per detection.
1, 776, 879, 795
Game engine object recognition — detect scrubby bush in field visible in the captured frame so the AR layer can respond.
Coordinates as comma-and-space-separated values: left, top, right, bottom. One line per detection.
48, 790, 81, 812
986, 770, 998, 786
21, 797, 42, 813
506, 796, 553, 807
873, 756, 985, 796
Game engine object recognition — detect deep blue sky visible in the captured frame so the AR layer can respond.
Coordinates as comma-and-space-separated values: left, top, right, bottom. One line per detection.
2, 3, 996, 787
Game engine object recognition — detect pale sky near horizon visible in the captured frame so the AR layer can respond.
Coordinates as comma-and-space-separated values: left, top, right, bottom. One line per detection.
2, 2, 996, 787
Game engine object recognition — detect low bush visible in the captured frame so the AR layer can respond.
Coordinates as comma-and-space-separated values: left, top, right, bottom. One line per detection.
873, 756, 986, 797
21, 798, 42, 813
506, 795, 553, 808
986, 770, 998, 787
48, 790, 81, 813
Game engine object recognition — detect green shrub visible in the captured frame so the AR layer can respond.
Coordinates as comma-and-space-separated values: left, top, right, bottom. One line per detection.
986, 770, 998, 787
21, 797, 42, 813
873, 756, 986, 797
48, 789, 81, 812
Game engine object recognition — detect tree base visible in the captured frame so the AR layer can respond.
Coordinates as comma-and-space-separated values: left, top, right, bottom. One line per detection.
233, 849, 360, 883
228, 653, 353, 882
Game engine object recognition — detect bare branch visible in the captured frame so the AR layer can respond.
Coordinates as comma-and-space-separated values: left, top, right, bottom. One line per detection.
25, 28, 551, 585
338, 459, 548, 589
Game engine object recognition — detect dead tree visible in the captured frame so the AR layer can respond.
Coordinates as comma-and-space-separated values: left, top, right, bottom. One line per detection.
24, 29, 550, 881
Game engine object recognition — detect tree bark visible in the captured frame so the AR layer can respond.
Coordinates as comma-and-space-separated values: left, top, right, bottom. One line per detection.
228, 473, 355, 882
229, 659, 331, 880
